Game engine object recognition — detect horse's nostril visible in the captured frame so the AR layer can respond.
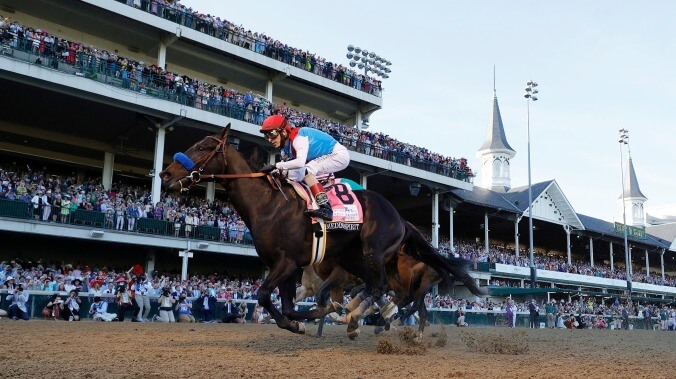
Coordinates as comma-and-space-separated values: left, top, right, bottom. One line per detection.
160, 171, 171, 181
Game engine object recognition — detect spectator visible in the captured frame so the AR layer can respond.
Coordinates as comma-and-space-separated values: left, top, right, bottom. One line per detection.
197, 290, 216, 323
175, 292, 195, 323
156, 286, 175, 322
89, 296, 117, 322
545, 300, 557, 328
505, 299, 516, 328
528, 299, 539, 328
222, 299, 244, 323
642, 306, 652, 330
42, 293, 62, 320
621, 306, 629, 330
127, 201, 140, 231
133, 274, 152, 322
455, 307, 468, 327
60, 289, 82, 321
115, 281, 135, 322
6, 285, 30, 320
60, 194, 71, 223
564, 314, 578, 329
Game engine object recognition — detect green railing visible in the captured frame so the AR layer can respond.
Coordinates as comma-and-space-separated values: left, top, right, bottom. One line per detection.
0, 198, 32, 219
0, 200, 254, 246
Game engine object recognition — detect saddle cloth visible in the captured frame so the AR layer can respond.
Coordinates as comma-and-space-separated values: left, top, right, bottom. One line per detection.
288, 178, 364, 231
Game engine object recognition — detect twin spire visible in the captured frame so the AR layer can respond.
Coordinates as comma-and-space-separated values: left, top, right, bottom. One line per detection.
475, 71, 648, 224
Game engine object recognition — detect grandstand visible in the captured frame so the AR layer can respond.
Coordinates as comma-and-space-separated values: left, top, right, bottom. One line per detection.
0, 0, 674, 318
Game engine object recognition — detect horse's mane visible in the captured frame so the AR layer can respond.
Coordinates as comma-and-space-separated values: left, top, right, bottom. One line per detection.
240, 145, 268, 172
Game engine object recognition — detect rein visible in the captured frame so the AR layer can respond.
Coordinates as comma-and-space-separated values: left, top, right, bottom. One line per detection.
172, 135, 286, 200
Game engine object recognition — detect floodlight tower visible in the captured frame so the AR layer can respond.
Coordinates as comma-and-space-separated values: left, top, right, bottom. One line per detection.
524, 80, 539, 289
346, 45, 392, 129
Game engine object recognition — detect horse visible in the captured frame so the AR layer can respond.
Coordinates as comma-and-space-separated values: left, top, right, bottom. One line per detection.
160, 125, 483, 336
306, 221, 453, 338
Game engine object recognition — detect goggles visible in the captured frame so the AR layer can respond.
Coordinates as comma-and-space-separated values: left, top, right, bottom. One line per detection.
264, 129, 281, 140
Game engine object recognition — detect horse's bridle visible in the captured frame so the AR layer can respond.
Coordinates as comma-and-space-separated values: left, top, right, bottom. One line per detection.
173, 135, 266, 192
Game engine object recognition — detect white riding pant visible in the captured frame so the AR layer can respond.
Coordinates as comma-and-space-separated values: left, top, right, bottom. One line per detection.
286, 144, 350, 182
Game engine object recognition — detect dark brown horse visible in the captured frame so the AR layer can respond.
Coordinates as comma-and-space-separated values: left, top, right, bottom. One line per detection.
160, 125, 482, 335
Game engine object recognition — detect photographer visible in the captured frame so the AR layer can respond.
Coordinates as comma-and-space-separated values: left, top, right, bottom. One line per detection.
6, 285, 30, 320
89, 296, 117, 322
42, 293, 62, 320
222, 298, 245, 324
175, 292, 195, 323
133, 274, 152, 322
60, 289, 81, 321
156, 286, 176, 322
198, 290, 216, 323
115, 283, 135, 322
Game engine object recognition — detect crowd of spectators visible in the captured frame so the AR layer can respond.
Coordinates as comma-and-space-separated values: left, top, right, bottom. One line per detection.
116, 0, 383, 96
424, 293, 676, 330
0, 163, 253, 243
1, 160, 673, 291
432, 237, 676, 288
0, 14, 474, 181
5, 254, 674, 331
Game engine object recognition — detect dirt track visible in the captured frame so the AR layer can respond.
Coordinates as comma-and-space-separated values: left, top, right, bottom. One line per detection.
1, 320, 673, 379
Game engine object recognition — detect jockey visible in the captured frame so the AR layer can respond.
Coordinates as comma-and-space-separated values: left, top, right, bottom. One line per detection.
259, 114, 350, 220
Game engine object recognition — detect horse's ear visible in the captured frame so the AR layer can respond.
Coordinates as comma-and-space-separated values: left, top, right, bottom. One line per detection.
222, 123, 231, 140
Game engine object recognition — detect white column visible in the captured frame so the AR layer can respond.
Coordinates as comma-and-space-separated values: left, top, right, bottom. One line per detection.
514, 217, 520, 258
484, 212, 489, 258
359, 173, 368, 189
449, 207, 455, 256
178, 250, 193, 281
661, 249, 665, 282
564, 225, 571, 265
146, 251, 156, 278
589, 237, 594, 267
158, 40, 167, 70
609, 243, 614, 272
151, 127, 166, 206
645, 249, 649, 276
432, 192, 439, 249
206, 182, 216, 203
266, 80, 273, 102
102, 152, 115, 191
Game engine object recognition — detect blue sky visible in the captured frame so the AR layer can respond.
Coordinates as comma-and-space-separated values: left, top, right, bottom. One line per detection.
179, 0, 675, 221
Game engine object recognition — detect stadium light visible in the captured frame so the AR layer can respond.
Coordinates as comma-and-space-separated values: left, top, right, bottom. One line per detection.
618, 129, 632, 296
524, 80, 539, 289
346, 44, 393, 81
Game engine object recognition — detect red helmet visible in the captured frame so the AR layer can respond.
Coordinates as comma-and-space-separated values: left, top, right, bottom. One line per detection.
259, 115, 289, 133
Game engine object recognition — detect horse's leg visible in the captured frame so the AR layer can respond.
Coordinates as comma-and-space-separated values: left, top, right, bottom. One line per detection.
417, 302, 428, 338
281, 269, 344, 326
257, 263, 305, 334
344, 290, 374, 340
294, 266, 317, 302
317, 284, 347, 336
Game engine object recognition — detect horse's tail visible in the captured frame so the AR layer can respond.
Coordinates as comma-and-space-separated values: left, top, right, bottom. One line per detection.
402, 220, 485, 296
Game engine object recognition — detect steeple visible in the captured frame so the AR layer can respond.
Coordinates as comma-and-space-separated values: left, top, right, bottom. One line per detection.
478, 94, 515, 153
623, 155, 647, 200
477, 87, 516, 192
619, 154, 648, 227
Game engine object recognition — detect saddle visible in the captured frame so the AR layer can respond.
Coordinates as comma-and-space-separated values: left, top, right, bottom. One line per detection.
286, 177, 364, 231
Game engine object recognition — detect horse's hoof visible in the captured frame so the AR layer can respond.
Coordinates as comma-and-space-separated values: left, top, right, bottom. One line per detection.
385, 322, 391, 331
294, 321, 306, 334
331, 301, 344, 313
347, 328, 360, 340
374, 326, 385, 335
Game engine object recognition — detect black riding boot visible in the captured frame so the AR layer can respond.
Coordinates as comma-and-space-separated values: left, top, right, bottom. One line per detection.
305, 192, 333, 221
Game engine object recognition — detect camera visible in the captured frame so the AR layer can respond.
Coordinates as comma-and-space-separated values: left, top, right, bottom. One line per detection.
162, 290, 171, 297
